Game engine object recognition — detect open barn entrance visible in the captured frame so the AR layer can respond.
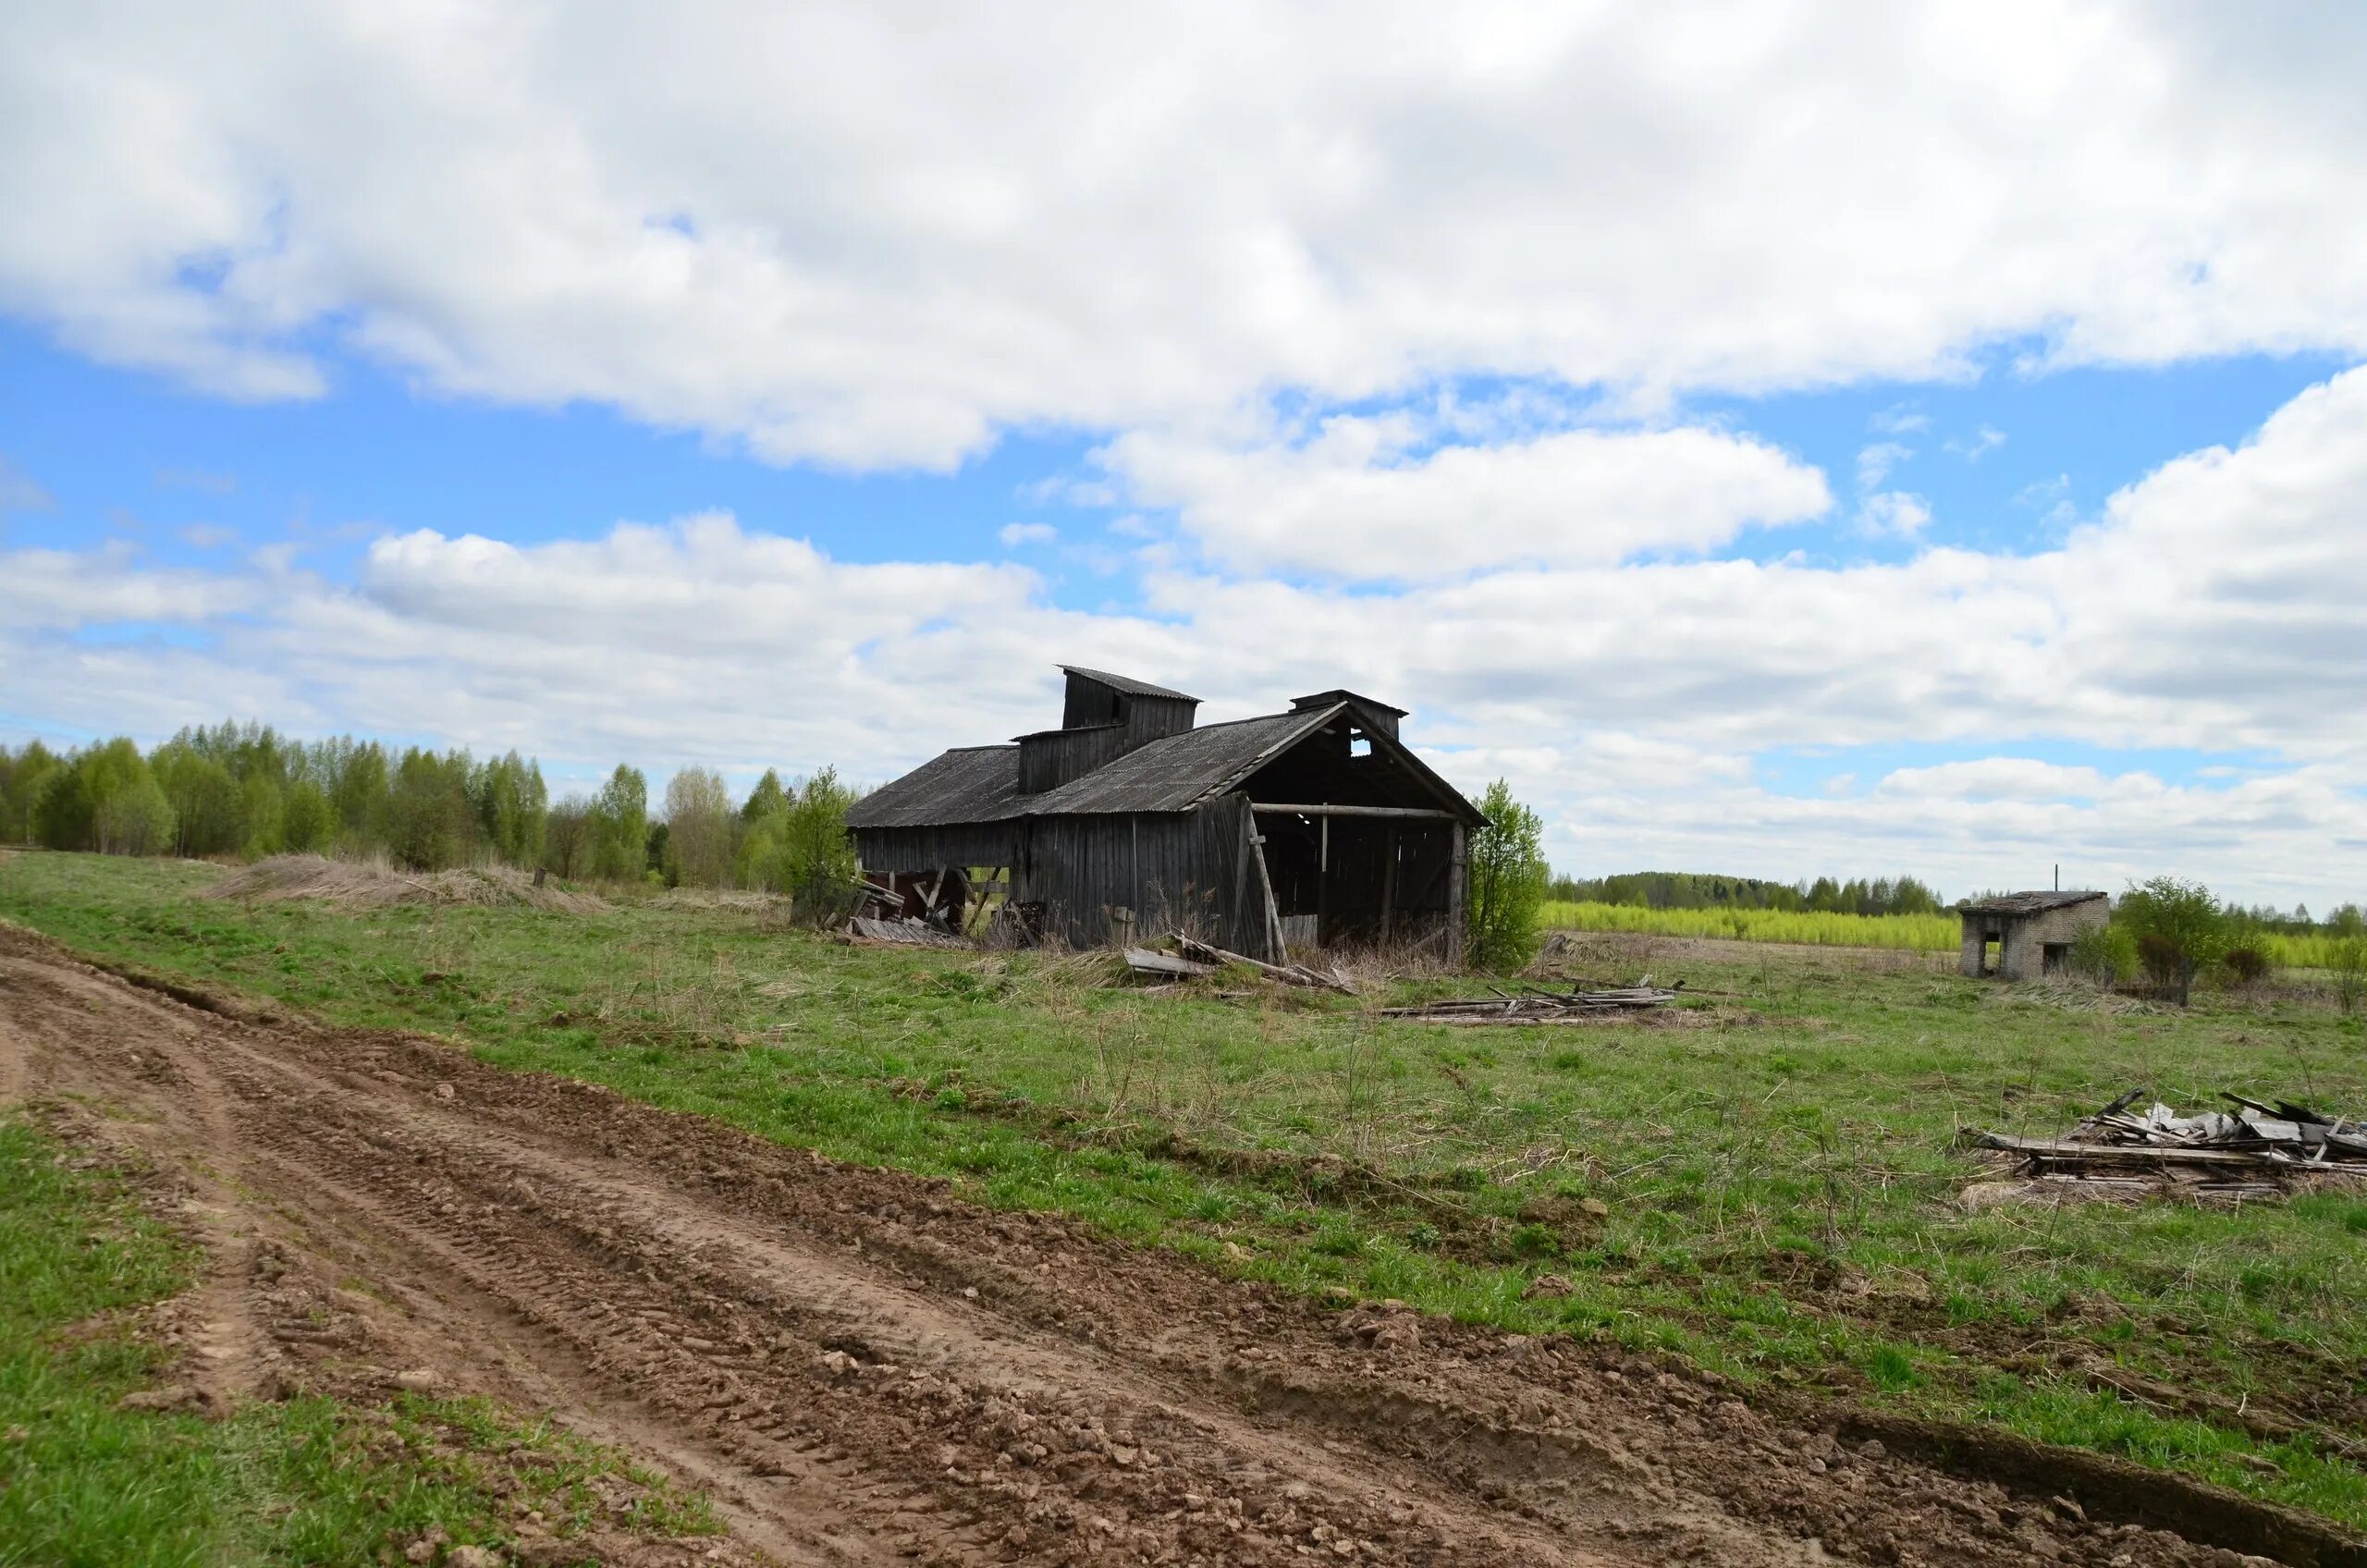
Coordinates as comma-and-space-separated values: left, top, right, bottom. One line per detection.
1239, 695, 1468, 958
1256, 812, 1456, 950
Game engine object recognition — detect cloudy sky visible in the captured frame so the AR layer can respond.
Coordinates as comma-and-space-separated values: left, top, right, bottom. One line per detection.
4, 2, 2365, 907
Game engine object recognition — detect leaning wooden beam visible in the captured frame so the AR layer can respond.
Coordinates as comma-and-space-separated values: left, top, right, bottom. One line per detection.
1173, 934, 1356, 995
1249, 802, 1461, 820
1124, 947, 1219, 980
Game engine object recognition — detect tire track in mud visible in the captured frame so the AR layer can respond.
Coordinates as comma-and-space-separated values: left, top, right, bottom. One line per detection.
0, 923, 2340, 1568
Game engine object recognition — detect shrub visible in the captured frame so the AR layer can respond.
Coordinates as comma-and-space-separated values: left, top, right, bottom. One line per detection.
2332, 935, 2367, 1018
2137, 933, 2186, 995
2116, 876, 2229, 1006
1466, 779, 1549, 973
741, 767, 863, 923
2223, 945, 2272, 985
2069, 923, 2137, 985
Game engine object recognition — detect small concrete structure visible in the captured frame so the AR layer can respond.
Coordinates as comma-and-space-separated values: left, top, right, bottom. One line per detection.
1958, 891, 2109, 979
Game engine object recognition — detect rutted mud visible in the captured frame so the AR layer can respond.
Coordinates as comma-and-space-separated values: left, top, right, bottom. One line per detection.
0, 922, 2348, 1567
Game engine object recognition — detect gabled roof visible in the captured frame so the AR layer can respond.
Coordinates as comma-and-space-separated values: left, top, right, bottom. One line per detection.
1292, 688, 1407, 717
1060, 666, 1200, 703
1960, 890, 2107, 915
1026, 709, 1331, 814
849, 701, 1486, 829
843, 744, 1024, 829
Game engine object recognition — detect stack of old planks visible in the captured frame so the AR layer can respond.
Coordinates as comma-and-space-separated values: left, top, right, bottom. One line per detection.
844, 915, 973, 949
1378, 981, 1680, 1024
1966, 1089, 2367, 1204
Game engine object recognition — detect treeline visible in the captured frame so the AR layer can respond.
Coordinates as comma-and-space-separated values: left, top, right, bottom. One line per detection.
1549, 870, 1948, 917
0, 724, 859, 905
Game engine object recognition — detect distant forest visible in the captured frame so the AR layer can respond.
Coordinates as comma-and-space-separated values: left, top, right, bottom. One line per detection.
1550, 870, 1947, 917
0, 721, 857, 905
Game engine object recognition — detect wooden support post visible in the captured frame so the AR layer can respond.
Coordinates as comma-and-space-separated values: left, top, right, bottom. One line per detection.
1317, 815, 1330, 948
1446, 822, 1467, 969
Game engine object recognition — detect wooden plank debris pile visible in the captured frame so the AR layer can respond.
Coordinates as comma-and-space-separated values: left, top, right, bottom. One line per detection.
843, 915, 974, 949
1121, 934, 1358, 994
1378, 981, 1681, 1024
1963, 1089, 2367, 1205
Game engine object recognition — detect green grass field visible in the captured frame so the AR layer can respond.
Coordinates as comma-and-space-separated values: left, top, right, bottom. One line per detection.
1540, 899, 1964, 951
9, 850, 2367, 1529
1541, 897, 2344, 968
0, 1108, 714, 1566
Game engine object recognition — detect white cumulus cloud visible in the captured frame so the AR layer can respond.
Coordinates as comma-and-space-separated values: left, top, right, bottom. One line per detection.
6, 4, 2367, 465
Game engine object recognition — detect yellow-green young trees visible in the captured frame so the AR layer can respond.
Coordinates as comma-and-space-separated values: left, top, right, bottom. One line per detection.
33, 739, 176, 855
383, 749, 477, 870
740, 768, 788, 822
324, 739, 390, 850
0, 741, 61, 844
470, 751, 548, 867
150, 743, 243, 856
739, 767, 860, 920
663, 767, 736, 888
1465, 778, 1549, 973
589, 766, 649, 883
280, 778, 334, 854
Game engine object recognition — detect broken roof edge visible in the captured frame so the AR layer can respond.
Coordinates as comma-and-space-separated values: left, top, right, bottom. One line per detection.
1958, 889, 2109, 914
1344, 711, 1490, 826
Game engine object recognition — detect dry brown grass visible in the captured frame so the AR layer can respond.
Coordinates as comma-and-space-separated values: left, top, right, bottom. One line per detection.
209, 853, 609, 914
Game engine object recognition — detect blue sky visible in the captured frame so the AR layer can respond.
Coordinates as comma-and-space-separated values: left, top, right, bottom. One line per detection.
4, 4, 2366, 906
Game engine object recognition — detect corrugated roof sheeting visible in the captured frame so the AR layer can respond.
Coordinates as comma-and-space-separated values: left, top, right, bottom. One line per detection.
844, 744, 1024, 828
1024, 709, 1332, 815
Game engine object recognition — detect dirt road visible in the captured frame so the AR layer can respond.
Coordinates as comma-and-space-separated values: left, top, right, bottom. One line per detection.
0, 923, 2333, 1567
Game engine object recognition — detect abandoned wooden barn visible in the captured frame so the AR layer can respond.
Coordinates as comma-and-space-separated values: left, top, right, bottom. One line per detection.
844, 667, 1486, 962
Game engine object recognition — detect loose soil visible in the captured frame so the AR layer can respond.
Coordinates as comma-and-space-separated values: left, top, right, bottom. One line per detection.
0, 920, 2347, 1567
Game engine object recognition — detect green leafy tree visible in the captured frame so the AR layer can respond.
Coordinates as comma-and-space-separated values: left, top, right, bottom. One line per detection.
2115, 876, 2229, 1006
325, 739, 391, 849
0, 741, 61, 843
470, 751, 549, 867
151, 744, 245, 857
663, 767, 736, 888
280, 778, 335, 854
744, 767, 861, 921
589, 765, 649, 883
238, 771, 285, 857
36, 739, 176, 855
383, 748, 476, 870
740, 768, 789, 822
543, 793, 595, 879
1465, 779, 1550, 973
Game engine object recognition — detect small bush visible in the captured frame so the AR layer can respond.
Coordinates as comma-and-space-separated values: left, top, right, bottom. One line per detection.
2330, 928, 2367, 1017
2137, 933, 2186, 994
2223, 945, 2271, 985
2070, 924, 2137, 985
